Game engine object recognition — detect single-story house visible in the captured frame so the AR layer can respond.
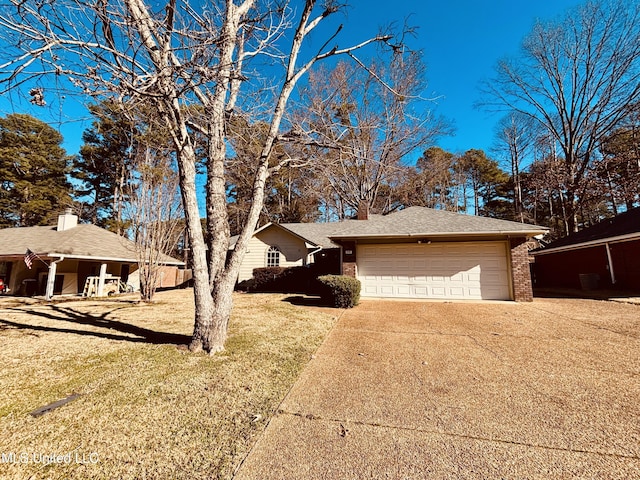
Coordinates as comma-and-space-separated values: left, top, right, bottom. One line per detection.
0, 210, 185, 298
237, 206, 548, 301
532, 207, 640, 292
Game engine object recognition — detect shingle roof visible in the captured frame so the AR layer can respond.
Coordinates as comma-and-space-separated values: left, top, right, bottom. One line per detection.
0, 224, 184, 265
281, 206, 547, 248
537, 207, 640, 252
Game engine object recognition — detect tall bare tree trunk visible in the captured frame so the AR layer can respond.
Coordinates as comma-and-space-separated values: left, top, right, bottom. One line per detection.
175, 143, 216, 352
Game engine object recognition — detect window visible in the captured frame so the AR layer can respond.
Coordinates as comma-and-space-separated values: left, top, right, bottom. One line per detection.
266, 246, 281, 267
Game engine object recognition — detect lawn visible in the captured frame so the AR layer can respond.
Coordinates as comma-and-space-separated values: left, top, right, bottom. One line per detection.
0, 290, 338, 479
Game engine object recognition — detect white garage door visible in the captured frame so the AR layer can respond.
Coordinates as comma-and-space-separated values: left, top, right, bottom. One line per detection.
357, 242, 511, 300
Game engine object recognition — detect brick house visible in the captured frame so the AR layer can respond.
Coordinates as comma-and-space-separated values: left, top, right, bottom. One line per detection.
532, 207, 640, 292
236, 206, 547, 302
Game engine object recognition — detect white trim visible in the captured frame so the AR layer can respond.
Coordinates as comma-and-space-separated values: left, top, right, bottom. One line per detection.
330, 230, 547, 241
532, 232, 640, 256
266, 246, 281, 267
41, 253, 184, 266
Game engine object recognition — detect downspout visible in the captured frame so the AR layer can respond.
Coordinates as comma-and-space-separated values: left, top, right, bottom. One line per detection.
45, 256, 65, 300
307, 246, 323, 265
605, 243, 616, 285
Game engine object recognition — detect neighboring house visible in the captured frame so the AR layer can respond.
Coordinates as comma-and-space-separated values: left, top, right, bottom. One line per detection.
532, 207, 640, 292
236, 206, 547, 301
0, 210, 185, 298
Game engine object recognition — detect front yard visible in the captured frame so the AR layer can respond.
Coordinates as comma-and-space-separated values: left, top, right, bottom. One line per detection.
0, 290, 337, 479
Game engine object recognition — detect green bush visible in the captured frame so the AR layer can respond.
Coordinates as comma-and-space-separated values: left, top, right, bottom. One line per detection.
317, 275, 361, 308
252, 267, 286, 291
248, 266, 315, 293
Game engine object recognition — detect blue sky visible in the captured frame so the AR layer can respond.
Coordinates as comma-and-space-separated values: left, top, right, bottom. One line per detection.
345, 0, 584, 158
0, 0, 584, 164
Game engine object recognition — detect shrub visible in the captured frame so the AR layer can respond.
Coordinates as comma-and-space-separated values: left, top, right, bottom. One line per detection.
317, 275, 361, 308
250, 266, 315, 293
252, 267, 286, 292
236, 278, 257, 292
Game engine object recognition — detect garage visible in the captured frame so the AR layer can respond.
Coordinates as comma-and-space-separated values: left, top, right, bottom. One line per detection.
357, 241, 511, 300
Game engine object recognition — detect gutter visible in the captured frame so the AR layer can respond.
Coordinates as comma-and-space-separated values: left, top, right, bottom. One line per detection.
329, 229, 548, 241
43, 253, 185, 266
531, 232, 640, 256
307, 246, 323, 265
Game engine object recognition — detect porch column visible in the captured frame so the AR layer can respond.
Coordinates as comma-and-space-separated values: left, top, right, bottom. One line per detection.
97, 263, 107, 296
45, 261, 57, 300
45, 257, 64, 300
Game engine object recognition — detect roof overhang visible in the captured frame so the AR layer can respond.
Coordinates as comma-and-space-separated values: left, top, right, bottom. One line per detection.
329, 229, 547, 243
532, 232, 640, 256
0, 252, 185, 266
254, 223, 322, 250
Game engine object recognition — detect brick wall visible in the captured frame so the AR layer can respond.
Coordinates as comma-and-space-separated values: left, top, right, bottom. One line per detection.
510, 238, 533, 302
342, 261, 356, 278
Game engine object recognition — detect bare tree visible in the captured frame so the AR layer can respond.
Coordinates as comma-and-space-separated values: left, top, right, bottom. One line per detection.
296, 54, 450, 218
481, 0, 640, 232
598, 109, 640, 211
492, 111, 539, 222
0, 0, 393, 353
125, 141, 184, 303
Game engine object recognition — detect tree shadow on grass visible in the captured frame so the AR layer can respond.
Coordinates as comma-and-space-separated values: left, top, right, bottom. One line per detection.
0, 304, 190, 346
282, 295, 332, 308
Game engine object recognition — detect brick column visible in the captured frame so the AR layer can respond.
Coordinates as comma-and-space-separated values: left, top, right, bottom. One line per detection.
342, 261, 357, 278
510, 238, 533, 302
341, 241, 357, 278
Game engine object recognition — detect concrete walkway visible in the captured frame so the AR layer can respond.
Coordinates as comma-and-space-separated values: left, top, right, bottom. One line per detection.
235, 298, 640, 479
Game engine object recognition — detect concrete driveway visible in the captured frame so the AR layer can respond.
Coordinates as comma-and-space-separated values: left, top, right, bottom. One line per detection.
235, 298, 640, 479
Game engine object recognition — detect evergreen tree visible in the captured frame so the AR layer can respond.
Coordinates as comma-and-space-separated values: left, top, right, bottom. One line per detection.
0, 113, 71, 227
72, 100, 135, 232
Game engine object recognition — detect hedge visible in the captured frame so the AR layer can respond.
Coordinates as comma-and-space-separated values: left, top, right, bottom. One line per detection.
242, 266, 313, 293
317, 275, 361, 308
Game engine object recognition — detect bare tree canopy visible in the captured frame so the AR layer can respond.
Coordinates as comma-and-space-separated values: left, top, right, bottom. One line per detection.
481, 0, 640, 232
0, 0, 397, 353
295, 55, 451, 218
492, 111, 540, 223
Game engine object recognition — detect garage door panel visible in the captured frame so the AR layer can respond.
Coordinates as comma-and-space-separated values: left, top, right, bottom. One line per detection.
467, 272, 481, 282
394, 259, 411, 269
413, 258, 428, 269
468, 287, 482, 297
447, 286, 465, 297
479, 257, 504, 270
357, 242, 510, 300
414, 286, 428, 296
394, 246, 413, 256
430, 286, 446, 296
430, 258, 448, 269
396, 285, 411, 296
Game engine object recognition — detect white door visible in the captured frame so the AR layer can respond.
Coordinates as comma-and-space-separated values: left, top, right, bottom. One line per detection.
357, 242, 511, 300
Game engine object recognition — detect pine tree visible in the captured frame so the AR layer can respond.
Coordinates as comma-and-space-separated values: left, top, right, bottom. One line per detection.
0, 113, 72, 227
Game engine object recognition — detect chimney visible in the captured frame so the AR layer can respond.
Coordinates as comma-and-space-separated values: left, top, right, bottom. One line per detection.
57, 208, 78, 231
357, 201, 369, 221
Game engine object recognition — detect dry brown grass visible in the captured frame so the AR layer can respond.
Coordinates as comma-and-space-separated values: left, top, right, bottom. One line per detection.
0, 290, 338, 479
